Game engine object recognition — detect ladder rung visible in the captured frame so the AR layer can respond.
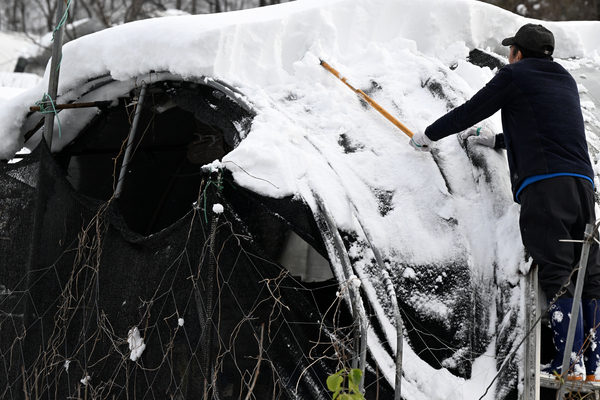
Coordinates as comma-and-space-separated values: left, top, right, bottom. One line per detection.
540, 373, 600, 394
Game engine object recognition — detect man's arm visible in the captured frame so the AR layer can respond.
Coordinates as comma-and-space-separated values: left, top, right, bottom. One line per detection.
424, 67, 515, 142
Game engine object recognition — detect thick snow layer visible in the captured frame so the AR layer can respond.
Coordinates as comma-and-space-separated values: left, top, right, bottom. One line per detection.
1, 0, 600, 399
1, 0, 599, 158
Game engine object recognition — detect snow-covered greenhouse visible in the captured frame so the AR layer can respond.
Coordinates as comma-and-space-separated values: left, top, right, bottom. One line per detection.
1, 0, 600, 399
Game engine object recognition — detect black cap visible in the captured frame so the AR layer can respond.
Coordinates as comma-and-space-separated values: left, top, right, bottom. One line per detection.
502, 24, 554, 55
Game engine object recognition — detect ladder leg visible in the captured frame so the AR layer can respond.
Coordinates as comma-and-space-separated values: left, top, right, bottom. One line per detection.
524, 264, 541, 400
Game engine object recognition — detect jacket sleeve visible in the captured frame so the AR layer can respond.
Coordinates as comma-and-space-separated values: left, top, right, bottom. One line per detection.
424, 67, 515, 141
494, 133, 506, 149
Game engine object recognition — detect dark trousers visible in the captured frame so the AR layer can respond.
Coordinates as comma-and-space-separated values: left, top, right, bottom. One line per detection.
519, 176, 600, 300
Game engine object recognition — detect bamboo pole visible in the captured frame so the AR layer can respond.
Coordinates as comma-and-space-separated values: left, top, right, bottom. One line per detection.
30, 100, 113, 112
320, 60, 414, 138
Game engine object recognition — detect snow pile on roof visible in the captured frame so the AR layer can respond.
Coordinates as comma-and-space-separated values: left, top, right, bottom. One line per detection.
1, 0, 600, 398
0, 0, 598, 158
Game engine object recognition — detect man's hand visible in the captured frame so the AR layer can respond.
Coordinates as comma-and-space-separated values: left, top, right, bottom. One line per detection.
410, 131, 433, 152
459, 127, 495, 147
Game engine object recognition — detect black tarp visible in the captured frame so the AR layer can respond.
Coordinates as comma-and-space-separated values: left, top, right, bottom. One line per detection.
1, 140, 393, 400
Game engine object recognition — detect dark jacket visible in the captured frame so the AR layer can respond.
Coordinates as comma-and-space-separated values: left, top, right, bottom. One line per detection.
424, 57, 593, 201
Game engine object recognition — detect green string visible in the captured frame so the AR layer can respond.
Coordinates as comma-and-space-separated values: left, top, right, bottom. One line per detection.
203, 169, 225, 223
52, 0, 72, 42
39, 0, 72, 138
34, 94, 62, 138
51, 0, 72, 72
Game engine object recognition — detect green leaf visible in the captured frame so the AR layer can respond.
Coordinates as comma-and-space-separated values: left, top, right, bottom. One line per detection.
347, 369, 362, 393
327, 374, 343, 392
348, 369, 362, 386
327, 373, 344, 399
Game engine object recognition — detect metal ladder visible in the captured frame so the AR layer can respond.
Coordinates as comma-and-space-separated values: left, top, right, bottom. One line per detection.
523, 224, 600, 399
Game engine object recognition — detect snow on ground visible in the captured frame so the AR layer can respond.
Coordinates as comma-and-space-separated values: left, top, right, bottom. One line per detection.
0, 31, 40, 105
0, 31, 32, 72
0, 72, 42, 106
1, 0, 600, 398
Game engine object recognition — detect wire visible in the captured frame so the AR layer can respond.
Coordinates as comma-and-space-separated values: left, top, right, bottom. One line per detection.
34, 93, 62, 138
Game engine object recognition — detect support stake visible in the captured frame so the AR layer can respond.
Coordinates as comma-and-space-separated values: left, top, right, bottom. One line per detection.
43, 0, 67, 150
114, 83, 148, 199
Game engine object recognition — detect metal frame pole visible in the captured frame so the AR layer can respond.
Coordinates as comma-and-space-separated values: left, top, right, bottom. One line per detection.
382, 269, 403, 400
114, 83, 148, 199
349, 208, 403, 399
313, 192, 368, 390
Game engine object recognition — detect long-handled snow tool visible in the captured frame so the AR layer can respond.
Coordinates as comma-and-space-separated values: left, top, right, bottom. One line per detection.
320, 60, 415, 138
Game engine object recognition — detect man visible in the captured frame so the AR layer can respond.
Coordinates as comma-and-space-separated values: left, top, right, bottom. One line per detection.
411, 24, 600, 381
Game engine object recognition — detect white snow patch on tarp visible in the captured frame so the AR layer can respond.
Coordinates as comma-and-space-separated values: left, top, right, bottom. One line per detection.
127, 327, 146, 362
